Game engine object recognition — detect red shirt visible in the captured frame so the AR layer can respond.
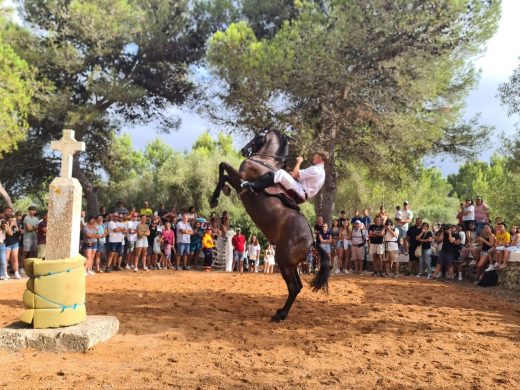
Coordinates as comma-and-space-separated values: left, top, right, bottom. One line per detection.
232, 234, 246, 252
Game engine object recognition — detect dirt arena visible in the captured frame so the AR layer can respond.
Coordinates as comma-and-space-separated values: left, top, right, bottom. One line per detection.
1, 271, 519, 389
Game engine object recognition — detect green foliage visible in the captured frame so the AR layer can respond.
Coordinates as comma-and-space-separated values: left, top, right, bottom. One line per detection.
499, 62, 520, 117
1, 0, 213, 213
448, 156, 520, 224
98, 132, 258, 234
335, 164, 459, 224
205, 0, 500, 221
0, 13, 36, 156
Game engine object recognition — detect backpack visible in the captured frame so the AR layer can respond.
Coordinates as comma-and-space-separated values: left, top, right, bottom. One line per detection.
478, 270, 498, 287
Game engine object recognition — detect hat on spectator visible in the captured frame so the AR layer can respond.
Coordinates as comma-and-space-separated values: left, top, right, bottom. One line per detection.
403, 201, 409, 205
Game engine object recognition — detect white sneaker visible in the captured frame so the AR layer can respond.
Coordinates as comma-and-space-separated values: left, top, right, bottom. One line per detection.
14, 272, 21, 279
458, 273, 463, 281
344, 269, 349, 274
485, 264, 496, 272
125, 264, 131, 270
130, 265, 135, 269
0, 276, 5, 280
143, 267, 149, 271
334, 269, 340, 274
88, 270, 96, 276
19, 268, 25, 275
134, 268, 138, 272
4, 274, 10, 280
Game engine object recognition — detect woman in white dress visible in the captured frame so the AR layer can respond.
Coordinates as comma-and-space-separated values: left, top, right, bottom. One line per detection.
264, 244, 275, 274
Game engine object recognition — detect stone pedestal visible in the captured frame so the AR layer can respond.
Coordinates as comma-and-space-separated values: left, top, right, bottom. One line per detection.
45, 177, 83, 260
0, 316, 119, 352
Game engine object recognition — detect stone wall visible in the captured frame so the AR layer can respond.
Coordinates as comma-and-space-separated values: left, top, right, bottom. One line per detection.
504, 253, 520, 291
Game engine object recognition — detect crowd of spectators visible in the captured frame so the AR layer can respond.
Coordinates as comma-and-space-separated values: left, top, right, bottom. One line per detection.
0, 202, 275, 279
1, 196, 519, 284
313, 198, 520, 284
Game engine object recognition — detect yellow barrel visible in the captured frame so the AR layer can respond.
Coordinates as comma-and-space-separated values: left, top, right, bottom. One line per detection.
20, 256, 86, 329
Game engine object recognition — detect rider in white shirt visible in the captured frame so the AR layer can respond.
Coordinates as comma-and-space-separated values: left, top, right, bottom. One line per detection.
240, 151, 328, 201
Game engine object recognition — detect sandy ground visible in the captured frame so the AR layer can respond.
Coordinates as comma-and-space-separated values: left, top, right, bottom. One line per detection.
1, 271, 520, 389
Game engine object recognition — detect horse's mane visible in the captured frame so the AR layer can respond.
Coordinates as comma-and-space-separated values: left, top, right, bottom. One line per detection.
270, 129, 289, 160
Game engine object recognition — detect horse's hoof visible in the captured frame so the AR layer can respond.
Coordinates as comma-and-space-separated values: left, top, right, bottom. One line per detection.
222, 185, 231, 196
209, 198, 218, 209
271, 310, 287, 322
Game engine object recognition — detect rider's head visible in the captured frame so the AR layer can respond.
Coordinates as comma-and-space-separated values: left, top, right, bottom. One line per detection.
313, 151, 329, 165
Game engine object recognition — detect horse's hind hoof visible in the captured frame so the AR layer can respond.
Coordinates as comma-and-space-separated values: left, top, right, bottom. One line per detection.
209, 198, 218, 209
271, 310, 287, 322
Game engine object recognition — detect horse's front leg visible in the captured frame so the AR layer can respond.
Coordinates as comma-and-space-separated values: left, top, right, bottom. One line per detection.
210, 162, 242, 208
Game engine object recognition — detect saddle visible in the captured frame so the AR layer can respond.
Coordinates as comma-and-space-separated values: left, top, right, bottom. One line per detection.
263, 184, 305, 211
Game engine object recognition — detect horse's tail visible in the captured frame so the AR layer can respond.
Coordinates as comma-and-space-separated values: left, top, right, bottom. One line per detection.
309, 243, 330, 293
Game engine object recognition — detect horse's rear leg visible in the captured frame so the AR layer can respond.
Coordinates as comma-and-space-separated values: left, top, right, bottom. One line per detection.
272, 265, 301, 322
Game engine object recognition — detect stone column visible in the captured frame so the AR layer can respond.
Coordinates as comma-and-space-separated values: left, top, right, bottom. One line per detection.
20, 129, 88, 329
44, 130, 85, 260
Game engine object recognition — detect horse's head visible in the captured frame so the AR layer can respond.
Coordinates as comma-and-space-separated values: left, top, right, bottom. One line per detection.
240, 128, 289, 162
241, 132, 266, 158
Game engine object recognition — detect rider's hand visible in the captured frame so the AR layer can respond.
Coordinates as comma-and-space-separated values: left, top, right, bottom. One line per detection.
296, 156, 304, 164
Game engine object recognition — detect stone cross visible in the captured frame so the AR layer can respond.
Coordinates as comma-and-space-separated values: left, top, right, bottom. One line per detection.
51, 130, 85, 178
45, 130, 85, 260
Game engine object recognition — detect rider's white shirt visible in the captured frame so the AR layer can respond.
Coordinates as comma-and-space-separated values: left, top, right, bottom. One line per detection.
273, 163, 325, 200
298, 163, 326, 199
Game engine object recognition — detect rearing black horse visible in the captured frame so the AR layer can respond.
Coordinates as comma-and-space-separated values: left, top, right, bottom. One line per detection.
210, 129, 330, 321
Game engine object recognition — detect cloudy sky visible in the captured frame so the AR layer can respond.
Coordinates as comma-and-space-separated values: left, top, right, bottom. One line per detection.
126, 0, 520, 176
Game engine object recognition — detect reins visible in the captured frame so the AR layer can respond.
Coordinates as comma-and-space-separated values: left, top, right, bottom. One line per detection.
250, 152, 285, 162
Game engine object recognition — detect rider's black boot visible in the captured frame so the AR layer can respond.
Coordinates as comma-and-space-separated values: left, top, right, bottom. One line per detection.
240, 171, 275, 191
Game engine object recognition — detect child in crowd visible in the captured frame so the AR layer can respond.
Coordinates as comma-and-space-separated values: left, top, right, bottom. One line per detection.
153, 232, 164, 269
202, 227, 214, 271
162, 239, 174, 270
494, 222, 511, 270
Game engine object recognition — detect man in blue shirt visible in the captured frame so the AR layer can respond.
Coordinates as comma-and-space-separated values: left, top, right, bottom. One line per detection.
351, 210, 362, 224
360, 209, 372, 228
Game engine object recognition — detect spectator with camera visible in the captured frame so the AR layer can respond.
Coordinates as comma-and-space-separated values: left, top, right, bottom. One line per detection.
433, 224, 461, 280
416, 222, 433, 278
350, 220, 367, 273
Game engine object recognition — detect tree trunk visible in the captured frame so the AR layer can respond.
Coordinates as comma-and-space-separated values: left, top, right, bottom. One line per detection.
314, 120, 338, 224
0, 181, 14, 209
72, 157, 100, 216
